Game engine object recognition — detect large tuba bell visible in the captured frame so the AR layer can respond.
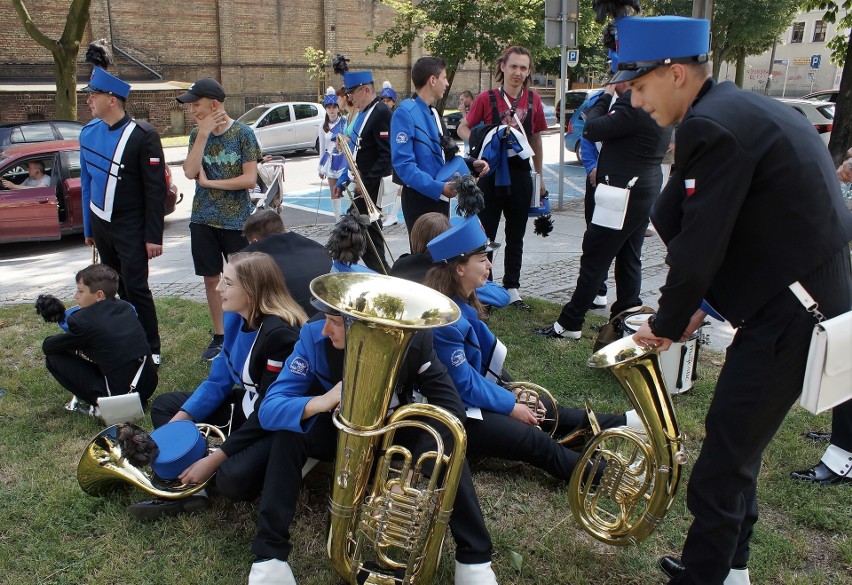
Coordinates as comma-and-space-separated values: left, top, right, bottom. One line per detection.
569, 335, 686, 545
311, 272, 467, 585
77, 423, 225, 499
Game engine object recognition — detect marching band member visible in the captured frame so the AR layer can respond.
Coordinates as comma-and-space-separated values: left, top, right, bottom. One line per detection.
252, 306, 499, 585
422, 215, 641, 481
317, 87, 347, 218
129, 252, 306, 520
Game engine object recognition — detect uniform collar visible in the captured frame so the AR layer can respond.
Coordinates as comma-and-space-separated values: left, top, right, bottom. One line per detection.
108, 113, 132, 132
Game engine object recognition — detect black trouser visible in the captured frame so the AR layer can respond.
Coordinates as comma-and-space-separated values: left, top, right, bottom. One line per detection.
584, 178, 608, 299
350, 188, 390, 274
150, 390, 267, 498
401, 186, 449, 243
478, 161, 532, 290
91, 214, 161, 354
45, 352, 156, 405
672, 249, 852, 585
557, 187, 657, 331
831, 399, 852, 452
466, 400, 626, 481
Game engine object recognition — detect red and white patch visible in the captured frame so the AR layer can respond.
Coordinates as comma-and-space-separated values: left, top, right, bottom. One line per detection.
266, 359, 283, 373
684, 178, 696, 197
379, 131, 389, 139
149, 158, 161, 166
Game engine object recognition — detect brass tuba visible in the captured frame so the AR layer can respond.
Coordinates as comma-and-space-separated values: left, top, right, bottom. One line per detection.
569, 335, 686, 545
77, 423, 225, 499
311, 272, 467, 585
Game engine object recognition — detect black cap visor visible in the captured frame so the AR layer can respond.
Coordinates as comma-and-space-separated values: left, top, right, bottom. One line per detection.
434, 241, 501, 265
609, 53, 710, 84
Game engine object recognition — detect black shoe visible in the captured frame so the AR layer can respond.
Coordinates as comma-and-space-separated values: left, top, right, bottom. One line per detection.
128, 495, 210, 521
790, 462, 851, 485
804, 430, 832, 442
510, 299, 532, 312
201, 334, 224, 361
534, 325, 582, 340
659, 556, 685, 579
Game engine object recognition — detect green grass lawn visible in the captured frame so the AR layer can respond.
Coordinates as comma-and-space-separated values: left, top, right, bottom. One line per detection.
0, 298, 849, 585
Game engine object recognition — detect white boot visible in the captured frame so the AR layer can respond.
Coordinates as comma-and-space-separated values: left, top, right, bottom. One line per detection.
625, 409, 645, 433
248, 558, 296, 585
455, 561, 498, 585
724, 568, 750, 585
331, 198, 342, 218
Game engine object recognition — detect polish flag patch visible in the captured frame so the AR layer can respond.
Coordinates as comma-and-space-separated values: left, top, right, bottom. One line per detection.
379, 131, 389, 139
149, 158, 161, 166
684, 178, 696, 197
266, 359, 284, 373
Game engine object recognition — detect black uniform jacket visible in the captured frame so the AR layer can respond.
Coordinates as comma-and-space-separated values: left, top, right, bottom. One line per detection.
583, 89, 670, 192
354, 98, 393, 202
242, 232, 332, 317
42, 298, 150, 373
651, 79, 852, 339
220, 314, 300, 457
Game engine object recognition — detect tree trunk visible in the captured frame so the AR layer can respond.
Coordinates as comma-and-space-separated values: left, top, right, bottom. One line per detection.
54, 48, 78, 120
735, 49, 746, 88
828, 31, 852, 165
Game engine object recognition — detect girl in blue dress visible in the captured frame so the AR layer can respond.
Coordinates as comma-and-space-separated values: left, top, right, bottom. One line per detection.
317, 87, 347, 217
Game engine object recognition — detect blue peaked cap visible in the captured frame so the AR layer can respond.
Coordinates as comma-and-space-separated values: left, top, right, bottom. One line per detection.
609, 16, 710, 84
82, 67, 131, 99
427, 215, 500, 264
343, 71, 373, 93
149, 420, 207, 480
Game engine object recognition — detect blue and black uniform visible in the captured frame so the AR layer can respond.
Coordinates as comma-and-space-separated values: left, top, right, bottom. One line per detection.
254, 320, 494, 567
80, 113, 167, 354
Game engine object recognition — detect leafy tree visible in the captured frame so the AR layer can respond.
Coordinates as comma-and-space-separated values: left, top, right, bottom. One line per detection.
305, 47, 335, 102
804, 0, 852, 163
368, 0, 542, 112
11, 0, 92, 120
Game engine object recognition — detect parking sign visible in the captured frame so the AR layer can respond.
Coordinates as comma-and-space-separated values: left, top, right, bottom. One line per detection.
811, 54, 821, 69
567, 49, 579, 68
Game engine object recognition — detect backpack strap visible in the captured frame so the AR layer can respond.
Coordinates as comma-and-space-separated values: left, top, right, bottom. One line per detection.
525, 89, 534, 135
489, 89, 500, 125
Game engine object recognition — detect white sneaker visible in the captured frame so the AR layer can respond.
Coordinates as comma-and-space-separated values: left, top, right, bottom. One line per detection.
593, 295, 607, 308
151, 354, 161, 366
248, 558, 296, 585
455, 561, 498, 585
724, 568, 750, 585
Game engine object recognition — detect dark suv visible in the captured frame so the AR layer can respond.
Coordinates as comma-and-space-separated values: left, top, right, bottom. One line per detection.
0, 120, 85, 149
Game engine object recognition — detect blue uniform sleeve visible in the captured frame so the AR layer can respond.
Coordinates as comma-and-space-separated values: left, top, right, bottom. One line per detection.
432, 325, 516, 415
391, 107, 444, 201
475, 282, 510, 308
259, 330, 321, 432
580, 136, 599, 175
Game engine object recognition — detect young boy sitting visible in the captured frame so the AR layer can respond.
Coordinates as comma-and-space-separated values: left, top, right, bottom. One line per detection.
42, 264, 158, 415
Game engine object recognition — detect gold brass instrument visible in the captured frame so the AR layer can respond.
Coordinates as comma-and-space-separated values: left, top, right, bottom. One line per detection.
77, 423, 226, 499
569, 336, 686, 545
336, 135, 395, 273
311, 272, 467, 585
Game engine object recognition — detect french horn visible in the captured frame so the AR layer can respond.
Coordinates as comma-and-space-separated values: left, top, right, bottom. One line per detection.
311, 272, 467, 585
570, 335, 686, 545
77, 423, 226, 499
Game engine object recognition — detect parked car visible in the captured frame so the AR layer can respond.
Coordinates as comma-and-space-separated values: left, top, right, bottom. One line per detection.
777, 98, 834, 145
0, 140, 181, 244
555, 89, 601, 130
801, 88, 838, 103
0, 120, 85, 149
443, 109, 463, 138
238, 102, 324, 154
563, 89, 604, 162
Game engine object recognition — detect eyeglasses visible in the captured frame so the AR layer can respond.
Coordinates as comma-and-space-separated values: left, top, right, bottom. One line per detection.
345, 85, 367, 98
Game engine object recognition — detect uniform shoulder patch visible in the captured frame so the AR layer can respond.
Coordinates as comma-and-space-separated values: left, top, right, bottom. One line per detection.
395, 132, 408, 144
289, 356, 310, 376
450, 349, 466, 367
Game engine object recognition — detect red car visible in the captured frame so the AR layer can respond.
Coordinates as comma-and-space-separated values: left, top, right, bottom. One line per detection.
0, 140, 181, 244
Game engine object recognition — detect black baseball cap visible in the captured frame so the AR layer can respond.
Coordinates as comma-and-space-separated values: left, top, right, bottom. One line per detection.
176, 78, 226, 103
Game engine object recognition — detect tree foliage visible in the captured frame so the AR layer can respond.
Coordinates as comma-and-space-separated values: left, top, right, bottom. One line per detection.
805, 0, 852, 163
11, 0, 92, 120
368, 0, 542, 111
304, 47, 335, 102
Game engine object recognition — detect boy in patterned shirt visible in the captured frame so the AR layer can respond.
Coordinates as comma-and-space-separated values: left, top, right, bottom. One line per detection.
178, 78, 263, 360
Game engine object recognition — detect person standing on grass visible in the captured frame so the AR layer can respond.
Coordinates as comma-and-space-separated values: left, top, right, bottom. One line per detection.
178, 78, 262, 361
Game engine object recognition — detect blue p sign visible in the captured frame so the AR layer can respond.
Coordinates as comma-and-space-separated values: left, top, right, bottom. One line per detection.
811, 55, 821, 69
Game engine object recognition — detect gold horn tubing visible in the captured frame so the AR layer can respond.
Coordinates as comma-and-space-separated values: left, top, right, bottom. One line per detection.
76, 423, 226, 500
311, 273, 464, 585
570, 335, 684, 545
337, 135, 381, 223
505, 381, 559, 436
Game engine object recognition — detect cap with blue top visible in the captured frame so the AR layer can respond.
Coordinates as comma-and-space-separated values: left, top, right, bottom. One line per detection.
82, 67, 131, 100
609, 16, 711, 84
149, 420, 207, 480
343, 71, 373, 94
323, 87, 339, 107
380, 81, 397, 102
427, 216, 500, 264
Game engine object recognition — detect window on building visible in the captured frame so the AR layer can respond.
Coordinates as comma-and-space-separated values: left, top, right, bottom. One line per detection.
791, 22, 805, 43
813, 20, 827, 43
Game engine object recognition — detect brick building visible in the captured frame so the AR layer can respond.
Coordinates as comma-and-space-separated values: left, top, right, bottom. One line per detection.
0, 0, 492, 134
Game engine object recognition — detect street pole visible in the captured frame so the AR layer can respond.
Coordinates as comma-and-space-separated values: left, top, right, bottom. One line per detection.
765, 37, 778, 95
557, 0, 568, 210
